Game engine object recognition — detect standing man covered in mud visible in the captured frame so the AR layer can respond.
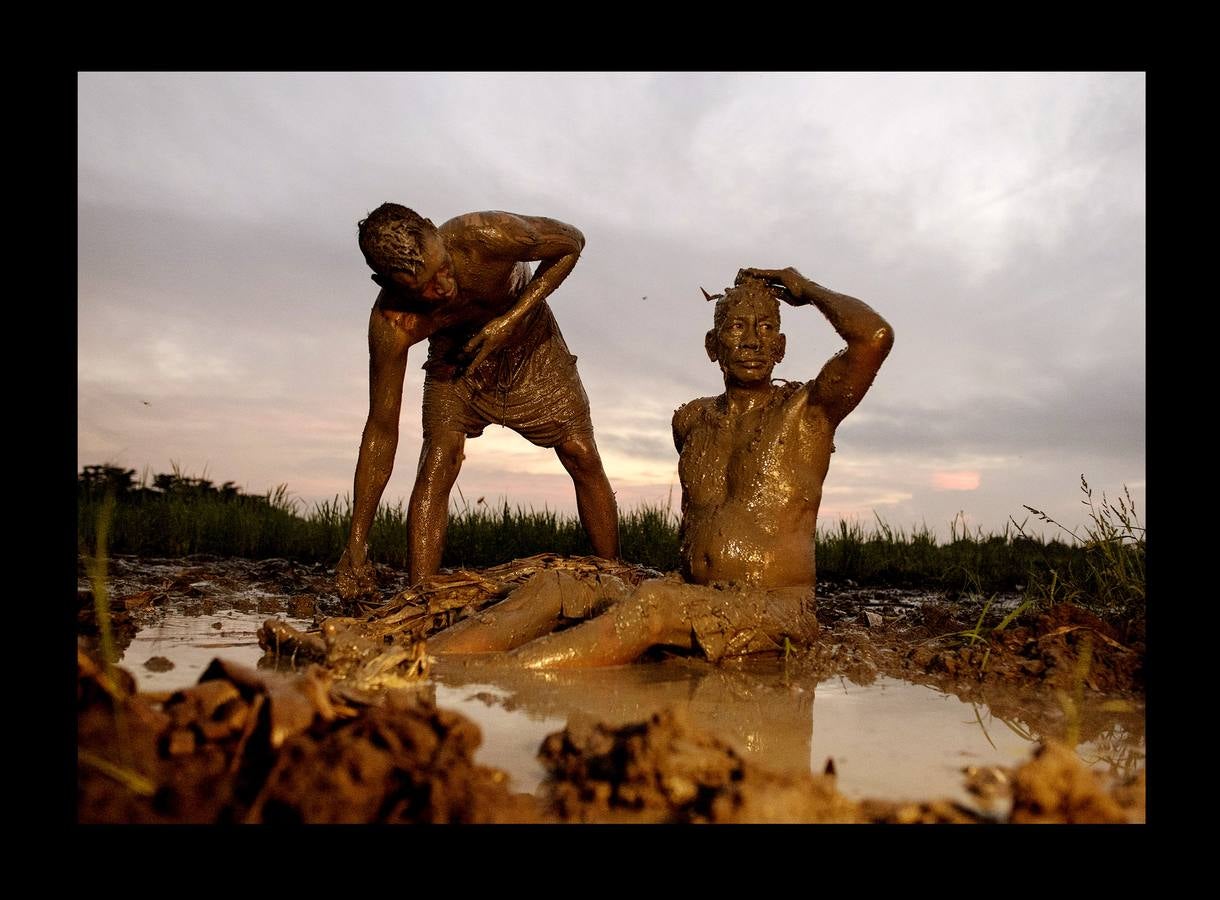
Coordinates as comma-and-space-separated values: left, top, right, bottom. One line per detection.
336, 204, 619, 595
430, 267, 893, 666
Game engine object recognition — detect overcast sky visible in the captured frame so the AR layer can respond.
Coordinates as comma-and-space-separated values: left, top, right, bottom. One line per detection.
77, 72, 1145, 541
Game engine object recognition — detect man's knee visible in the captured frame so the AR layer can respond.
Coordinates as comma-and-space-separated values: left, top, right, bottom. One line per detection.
608, 581, 675, 643
416, 431, 466, 483
555, 434, 605, 479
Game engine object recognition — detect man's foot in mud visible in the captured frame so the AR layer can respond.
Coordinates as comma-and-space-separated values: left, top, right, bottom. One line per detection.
335, 552, 379, 600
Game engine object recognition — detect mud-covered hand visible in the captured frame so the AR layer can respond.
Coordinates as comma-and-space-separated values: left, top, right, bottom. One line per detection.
737, 267, 811, 306
461, 314, 519, 373
335, 548, 378, 600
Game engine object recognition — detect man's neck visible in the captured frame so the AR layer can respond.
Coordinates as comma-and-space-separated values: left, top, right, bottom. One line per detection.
378, 287, 440, 315
723, 380, 775, 415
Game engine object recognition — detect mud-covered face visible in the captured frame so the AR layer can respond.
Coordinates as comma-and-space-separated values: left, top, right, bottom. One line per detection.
707, 295, 786, 386
388, 232, 457, 302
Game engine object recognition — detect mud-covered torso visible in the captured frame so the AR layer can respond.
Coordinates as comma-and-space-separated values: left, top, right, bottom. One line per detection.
375, 213, 577, 382
415, 224, 559, 384
675, 381, 834, 589
423, 239, 538, 373
424, 292, 557, 390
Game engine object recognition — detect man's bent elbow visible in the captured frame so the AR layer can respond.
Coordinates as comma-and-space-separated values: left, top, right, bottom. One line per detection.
873, 323, 895, 359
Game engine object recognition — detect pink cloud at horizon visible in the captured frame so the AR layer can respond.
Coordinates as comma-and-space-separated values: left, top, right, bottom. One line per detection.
932, 470, 981, 491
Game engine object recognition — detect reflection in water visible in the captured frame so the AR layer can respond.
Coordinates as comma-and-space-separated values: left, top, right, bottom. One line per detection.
970, 691, 1146, 784
434, 656, 1145, 806
434, 657, 816, 781
1076, 723, 1146, 779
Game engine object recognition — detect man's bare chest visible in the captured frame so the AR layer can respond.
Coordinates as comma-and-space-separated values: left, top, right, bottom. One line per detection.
451, 252, 530, 309
682, 411, 825, 499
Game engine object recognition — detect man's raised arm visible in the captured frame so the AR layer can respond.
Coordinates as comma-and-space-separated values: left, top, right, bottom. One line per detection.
461, 213, 585, 371
740, 266, 894, 426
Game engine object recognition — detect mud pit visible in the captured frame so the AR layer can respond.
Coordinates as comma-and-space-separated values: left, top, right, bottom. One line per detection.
78, 554, 1145, 824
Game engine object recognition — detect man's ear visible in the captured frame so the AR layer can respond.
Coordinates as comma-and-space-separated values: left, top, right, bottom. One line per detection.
705, 330, 719, 362
775, 333, 786, 364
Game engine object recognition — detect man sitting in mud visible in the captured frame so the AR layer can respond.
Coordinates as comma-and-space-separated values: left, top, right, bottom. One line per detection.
336, 204, 620, 596
429, 266, 894, 667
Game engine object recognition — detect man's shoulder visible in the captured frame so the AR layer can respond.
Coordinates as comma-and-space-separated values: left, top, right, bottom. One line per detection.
440, 211, 518, 240
443, 210, 516, 226
673, 395, 720, 433
773, 379, 810, 404
771, 379, 835, 424
770, 379, 841, 434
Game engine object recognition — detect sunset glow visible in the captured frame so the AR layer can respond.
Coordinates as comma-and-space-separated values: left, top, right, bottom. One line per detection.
932, 471, 982, 491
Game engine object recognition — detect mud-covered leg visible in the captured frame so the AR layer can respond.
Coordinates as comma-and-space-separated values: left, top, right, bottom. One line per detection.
431, 571, 633, 654
430, 572, 568, 654
555, 434, 620, 561
407, 429, 466, 583
506, 580, 694, 669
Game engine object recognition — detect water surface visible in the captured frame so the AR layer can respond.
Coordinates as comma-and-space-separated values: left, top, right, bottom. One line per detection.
119, 608, 1145, 809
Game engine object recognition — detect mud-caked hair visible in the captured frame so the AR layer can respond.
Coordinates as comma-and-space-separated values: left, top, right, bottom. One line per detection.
711, 274, 783, 333
357, 203, 434, 275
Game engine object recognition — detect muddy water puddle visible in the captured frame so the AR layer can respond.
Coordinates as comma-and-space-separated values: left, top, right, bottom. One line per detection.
117, 605, 1144, 812
431, 662, 1142, 811
119, 608, 315, 693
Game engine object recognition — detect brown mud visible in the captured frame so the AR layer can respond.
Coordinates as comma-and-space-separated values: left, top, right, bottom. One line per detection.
77, 648, 537, 824
77, 554, 1145, 824
78, 554, 383, 660
812, 581, 1144, 699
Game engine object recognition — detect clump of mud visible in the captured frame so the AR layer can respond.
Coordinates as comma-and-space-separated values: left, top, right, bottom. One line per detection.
77, 645, 538, 824
856, 740, 1144, 825
247, 700, 536, 824
539, 708, 859, 823
901, 602, 1144, 694
813, 588, 1144, 698
1008, 740, 1144, 824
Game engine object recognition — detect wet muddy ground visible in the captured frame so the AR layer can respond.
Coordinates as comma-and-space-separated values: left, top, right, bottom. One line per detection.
78, 554, 1145, 824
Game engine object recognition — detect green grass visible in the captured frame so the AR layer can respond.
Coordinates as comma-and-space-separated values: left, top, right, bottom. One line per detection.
77, 466, 1144, 622
1013, 476, 1146, 624
76, 479, 680, 574
812, 512, 1076, 591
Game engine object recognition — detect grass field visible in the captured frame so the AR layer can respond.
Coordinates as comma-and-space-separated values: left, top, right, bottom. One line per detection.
78, 466, 1144, 622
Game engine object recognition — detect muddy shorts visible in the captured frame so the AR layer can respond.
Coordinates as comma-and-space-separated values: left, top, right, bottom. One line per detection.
639, 577, 820, 663
421, 307, 594, 449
